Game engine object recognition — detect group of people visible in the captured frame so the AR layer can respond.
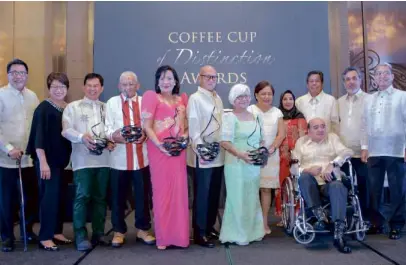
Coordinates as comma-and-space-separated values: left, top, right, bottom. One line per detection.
0, 58, 404, 255
291, 64, 406, 253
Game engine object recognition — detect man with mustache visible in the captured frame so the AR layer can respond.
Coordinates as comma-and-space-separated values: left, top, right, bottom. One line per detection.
337, 66, 370, 218
105, 71, 155, 248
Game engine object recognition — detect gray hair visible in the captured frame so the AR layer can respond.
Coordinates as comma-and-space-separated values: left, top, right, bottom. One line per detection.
374, 63, 393, 75
228, 83, 251, 106
119, 71, 138, 83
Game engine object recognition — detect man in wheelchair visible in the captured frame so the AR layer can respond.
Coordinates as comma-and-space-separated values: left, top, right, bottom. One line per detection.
291, 118, 354, 253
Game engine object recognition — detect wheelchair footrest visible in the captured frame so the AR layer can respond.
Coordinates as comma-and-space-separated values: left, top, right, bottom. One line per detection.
306, 230, 330, 233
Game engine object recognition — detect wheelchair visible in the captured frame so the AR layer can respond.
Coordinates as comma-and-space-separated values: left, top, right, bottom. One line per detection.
280, 157, 369, 245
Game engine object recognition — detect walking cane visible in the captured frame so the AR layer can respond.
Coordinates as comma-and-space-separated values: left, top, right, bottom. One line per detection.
16, 157, 28, 252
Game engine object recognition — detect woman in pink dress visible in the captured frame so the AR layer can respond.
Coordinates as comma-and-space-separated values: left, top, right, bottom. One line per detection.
141, 65, 189, 250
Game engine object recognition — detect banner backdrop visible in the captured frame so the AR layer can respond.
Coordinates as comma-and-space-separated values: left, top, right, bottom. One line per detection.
94, 2, 331, 107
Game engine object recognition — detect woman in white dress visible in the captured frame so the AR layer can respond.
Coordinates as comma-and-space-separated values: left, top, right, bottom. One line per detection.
248, 81, 285, 234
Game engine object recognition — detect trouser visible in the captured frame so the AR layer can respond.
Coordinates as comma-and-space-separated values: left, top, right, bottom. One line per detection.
73, 167, 109, 240
35, 161, 68, 241
191, 158, 224, 237
341, 158, 369, 216
110, 167, 152, 233
299, 173, 348, 221
368, 156, 405, 230
0, 166, 38, 241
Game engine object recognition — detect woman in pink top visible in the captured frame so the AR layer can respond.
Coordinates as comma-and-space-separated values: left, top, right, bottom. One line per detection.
142, 65, 189, 250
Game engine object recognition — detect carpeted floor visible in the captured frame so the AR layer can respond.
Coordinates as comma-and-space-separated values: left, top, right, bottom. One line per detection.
0, 211, 404, 265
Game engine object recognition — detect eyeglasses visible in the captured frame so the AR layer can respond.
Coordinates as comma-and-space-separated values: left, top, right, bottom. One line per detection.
8, 71, 27, 77
236, 95, 250, 101
375, 71, 391, 76
50, 85, 67, 90
200, 75, 218, 81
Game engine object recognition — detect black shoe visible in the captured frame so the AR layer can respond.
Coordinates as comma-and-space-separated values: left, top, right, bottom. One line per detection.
195, 236, 215, 248
334, 220, 351, 254
1, 239, 15, 252
389, 229, 401, 240
38, 242, 59, 251
53, 237, 73, 245
21, 232, 38, 244
334, 238, 352, 254
208, 230, 220, 240
91, 235, 109, 246
313, 221, 326, 231
312, 206, 328, 231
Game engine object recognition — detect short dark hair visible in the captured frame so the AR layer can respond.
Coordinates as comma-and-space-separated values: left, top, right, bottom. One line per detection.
342, 66, 362, 81
254, 80, 275, 102
306, 70, 324, 84
155, 65, 180, 95
47, 72, 69, 90
7, 58, 28, 74
84, 73, 104, 86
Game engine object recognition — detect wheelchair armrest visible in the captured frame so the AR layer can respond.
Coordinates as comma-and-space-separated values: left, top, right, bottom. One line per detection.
289, 162, 301, 178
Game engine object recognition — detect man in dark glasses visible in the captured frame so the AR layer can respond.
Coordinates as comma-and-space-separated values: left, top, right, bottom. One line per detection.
187, 65, 224, 248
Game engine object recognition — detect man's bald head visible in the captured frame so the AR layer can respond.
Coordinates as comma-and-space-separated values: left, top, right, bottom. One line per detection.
199, 65, 216, 75
308, 118, 325, 127
308, 118, 327, 142
199, 65, 217, 91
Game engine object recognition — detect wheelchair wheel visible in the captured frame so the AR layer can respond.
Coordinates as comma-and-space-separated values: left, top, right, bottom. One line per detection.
355, 219, 366, 241
293, 222, 315, 245
281, 178, 295, 235
351, 195, 366, 241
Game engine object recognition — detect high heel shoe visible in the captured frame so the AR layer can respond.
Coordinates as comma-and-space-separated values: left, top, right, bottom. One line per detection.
157, 245, 167, 250
38, 242, 59, 251
53, 237, 73, 245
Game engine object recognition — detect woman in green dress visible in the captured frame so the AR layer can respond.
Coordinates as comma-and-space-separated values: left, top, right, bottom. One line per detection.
219, 84, 265, 245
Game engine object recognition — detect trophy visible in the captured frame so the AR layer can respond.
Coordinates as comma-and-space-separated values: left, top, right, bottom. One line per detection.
162, 108, 189, 156
247, 116, 271, 166
89, 123, 108, 156
162, 136, 189, 156
196, 106, 221, 162
121, 94, 144, 143
120, 125, 143, 143
88, 106, 108, 156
